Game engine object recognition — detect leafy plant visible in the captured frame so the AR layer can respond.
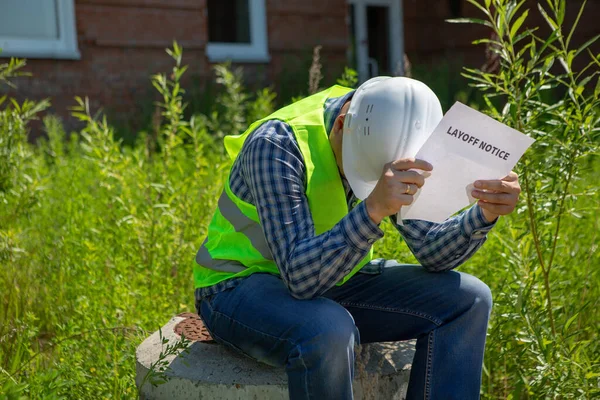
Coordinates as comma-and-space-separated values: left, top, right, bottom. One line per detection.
137, 329, 190, 395
449, 0, 600, 397
0, 58, 49, 267
212, 62, 249, 137
0, 56, 29, 88
0, 44, 226, 398
247, 87, 277, 123
337, 67, 359, 89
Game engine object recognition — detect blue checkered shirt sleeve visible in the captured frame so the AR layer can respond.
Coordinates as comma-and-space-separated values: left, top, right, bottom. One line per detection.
389, 207, 495, 272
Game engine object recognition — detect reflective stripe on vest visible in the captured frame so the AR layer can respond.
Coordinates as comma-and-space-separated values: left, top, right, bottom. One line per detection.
193, 85, 374, 289
195, 191, 273, 270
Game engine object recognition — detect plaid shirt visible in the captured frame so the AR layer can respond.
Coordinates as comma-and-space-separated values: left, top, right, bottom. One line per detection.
195, 91, 495, 303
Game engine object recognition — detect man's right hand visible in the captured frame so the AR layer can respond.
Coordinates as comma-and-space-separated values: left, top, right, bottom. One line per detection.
365, 158, 433, 224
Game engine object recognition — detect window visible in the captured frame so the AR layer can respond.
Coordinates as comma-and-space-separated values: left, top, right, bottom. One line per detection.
206, 0, 269, 63
0, 0, 80, 59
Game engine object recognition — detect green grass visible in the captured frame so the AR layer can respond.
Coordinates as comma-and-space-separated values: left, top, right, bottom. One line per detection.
1, 116, 226, 399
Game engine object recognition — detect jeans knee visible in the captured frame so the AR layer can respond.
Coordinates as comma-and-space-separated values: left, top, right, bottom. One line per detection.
293, 304, 359, 364
320, 317, 359, 351
460, 273, 493, 316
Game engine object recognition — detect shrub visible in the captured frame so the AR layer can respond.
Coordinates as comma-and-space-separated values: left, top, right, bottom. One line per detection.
449, 0, 600, 397
0, 44, 229, 398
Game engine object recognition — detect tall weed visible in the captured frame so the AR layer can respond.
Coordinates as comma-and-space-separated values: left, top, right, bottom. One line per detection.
0, 44, 228, 398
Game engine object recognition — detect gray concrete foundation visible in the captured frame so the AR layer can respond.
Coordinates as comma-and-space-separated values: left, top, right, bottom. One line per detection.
136, 316, 415, 399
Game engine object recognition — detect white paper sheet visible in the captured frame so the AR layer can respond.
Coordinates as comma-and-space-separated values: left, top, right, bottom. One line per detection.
400, 102, 535, 223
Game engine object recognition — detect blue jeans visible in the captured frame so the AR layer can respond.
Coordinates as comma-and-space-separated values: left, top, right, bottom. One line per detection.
198, 262, 492, 399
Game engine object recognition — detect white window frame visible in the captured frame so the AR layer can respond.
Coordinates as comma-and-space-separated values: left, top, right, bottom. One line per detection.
205, 0, 270, 63
0, 0, 80, 60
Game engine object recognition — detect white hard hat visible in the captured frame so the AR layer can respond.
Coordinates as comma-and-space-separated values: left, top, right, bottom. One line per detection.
342, 76, 443, 200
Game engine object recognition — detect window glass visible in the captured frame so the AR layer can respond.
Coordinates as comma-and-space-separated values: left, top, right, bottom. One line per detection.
0, 0, 59, 39
207, 0, 251, 44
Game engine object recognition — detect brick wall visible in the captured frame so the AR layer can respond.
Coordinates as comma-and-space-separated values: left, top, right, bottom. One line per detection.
4, 0, 349, 135
404, 0, 490, 66
266, 0, 349, 103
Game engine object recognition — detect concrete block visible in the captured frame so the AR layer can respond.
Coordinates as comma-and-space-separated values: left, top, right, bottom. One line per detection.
136, 315, 416, 399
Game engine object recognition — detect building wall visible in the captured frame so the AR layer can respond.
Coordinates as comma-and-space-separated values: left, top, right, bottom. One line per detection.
4, 0, 349, 133
3, 0, 599, 135
404, 0, 600, 69
404, 0, 489, 66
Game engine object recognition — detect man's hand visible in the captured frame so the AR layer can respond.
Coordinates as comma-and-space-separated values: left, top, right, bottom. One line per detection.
365, 158, 433, 224
471, 171, 521, 223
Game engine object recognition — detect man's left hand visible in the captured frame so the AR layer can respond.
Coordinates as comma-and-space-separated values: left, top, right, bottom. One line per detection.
471, 171, 521, 223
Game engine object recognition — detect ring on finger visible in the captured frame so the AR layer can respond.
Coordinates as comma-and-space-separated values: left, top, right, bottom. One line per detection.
404, 183, 412, 195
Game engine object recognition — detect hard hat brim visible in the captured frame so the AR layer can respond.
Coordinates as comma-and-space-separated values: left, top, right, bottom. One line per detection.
342, 132, 378, 200
341, 77, 392, 200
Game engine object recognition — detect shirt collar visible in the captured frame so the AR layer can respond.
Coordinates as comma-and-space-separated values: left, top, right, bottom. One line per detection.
323, 90, 355, 136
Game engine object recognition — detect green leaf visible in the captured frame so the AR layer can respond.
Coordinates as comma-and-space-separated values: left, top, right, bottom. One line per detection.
537, 3, 558, 32
558, 0, 567, 25
567, 0, 587, 47
483, 95, 500, 118
472, 38, 502, 47
446, 18, 494, 28
574, 34, 600, 59
510, 10, 529, 39
578, 74, 594, 90
466, 0, 492, 17
507, 0, 527, 26
525, 37, 536, 59
567, 49, 577, 69
514, 27, 538, 45
70, 112, 89, 121
564, 313, 579, 332
536, 30, 559, 59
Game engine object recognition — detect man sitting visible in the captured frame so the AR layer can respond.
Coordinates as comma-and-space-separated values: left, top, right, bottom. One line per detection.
193, 77, 521, 400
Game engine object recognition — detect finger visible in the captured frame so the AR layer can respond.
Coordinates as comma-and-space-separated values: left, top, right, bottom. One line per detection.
390, 158, 433, 172
397, 194, 415, 206
394, 170, 426, 188
504, 171, 518, 181
403, 183, 418, 195
477, 201, 512, 215
472, 190, 514, 204
474, 179, 518, 193
391, 183, 417, 197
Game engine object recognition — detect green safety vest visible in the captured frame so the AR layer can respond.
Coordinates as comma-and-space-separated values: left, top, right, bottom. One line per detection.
193, 85, 374, 289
